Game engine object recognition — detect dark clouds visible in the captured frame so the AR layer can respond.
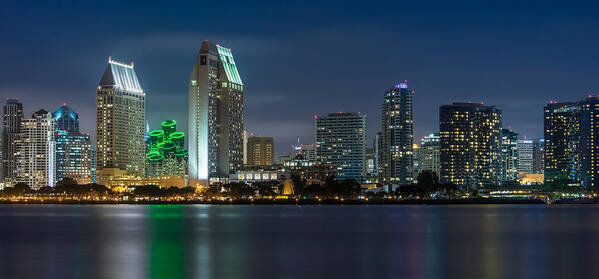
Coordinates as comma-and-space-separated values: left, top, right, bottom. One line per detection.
2, 0, 599, 156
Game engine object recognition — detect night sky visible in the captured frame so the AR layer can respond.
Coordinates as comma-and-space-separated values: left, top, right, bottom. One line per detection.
2, 1, 599, 156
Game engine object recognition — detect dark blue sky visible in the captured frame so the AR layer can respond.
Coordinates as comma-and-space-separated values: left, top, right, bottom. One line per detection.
2, 1, 599, 156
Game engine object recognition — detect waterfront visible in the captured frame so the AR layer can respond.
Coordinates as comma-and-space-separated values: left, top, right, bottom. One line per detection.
0, 204, 599, 278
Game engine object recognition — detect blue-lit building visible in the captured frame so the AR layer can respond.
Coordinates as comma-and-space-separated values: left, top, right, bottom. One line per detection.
53, 105, 92, 184
54, 104, 79, 133
315, 112, 366, 181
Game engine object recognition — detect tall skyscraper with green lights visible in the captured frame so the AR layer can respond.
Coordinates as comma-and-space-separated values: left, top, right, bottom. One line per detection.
95, 58, 146, 177
188, 40, 244, 185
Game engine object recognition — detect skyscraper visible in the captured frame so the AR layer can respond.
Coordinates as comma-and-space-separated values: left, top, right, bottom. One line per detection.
440, 103, 502, 187
501, 128, 519, 183
579, 97, 599, 189
517, 139, 534, 174
532, 139, 545, 174
417, 133, 440, 177
543, 102, 580, 185
1, 99, 23, 181
54, 104, 79, 133
315, 112, 366, 181
246, 137, 274, 166
380, 81, 414, 184
53, 105, 92, 184
188, 41, 244, 185
15, 110, 56, 189
95, 58, 146, 177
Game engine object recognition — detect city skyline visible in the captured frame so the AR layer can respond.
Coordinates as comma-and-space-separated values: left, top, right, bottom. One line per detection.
6, 1, 599, 157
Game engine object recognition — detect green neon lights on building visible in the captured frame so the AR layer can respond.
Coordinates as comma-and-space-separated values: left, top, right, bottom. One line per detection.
216, 45, 243, 85
147, 120, 187, 163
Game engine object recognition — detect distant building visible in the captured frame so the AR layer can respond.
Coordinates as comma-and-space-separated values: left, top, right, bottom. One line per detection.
501, 128, 519, 183
417, 133, 440, 178
246, 137, 274, 166
96, 58, 146, 177
380, 81, 414, 184
188, 40, 244, 184
1, 99, 23, 181
440, 103, 502, 187
579, 97, 599, 189
517, 139, 534, 174
146, 120, 188, 177
15, 110, 56, 189
316, 112, 366, 181
543, 102, 580, 185
533, 139, 545, 174
53, 105, 92, 184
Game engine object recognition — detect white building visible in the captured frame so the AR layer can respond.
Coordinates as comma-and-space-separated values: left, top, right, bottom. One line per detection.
15, 110, 56, 189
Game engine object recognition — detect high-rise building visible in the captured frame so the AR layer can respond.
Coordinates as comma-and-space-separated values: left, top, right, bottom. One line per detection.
380, 81, 414, 184
54, 104, 79, 133
1, 99, 23, 181
543, 102, 580, 185
501, 128, 519, 183
188, 41, 244, 184
440, 103, 502, 187
55, 132, 92, 184
517, 139, 534, 174
15, 110, 56, 189
95, 58, 146, 177
315, 112, 366, 181
146, 120, 188, 177
417, 133, 440, 177
243, 130, 250, 165
533, 139, 545, 173
52, 105, 92, 184
579, 97, 599, 189
246, 137, 274, 166
373, 132, 381, 178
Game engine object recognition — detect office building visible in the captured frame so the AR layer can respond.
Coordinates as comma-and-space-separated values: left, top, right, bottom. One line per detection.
53, 105, 92, 184
96, 58, 146, 177
15, 110, 56, 189
380, 81, 414, 184
1, 99, 23, 181
315, 112, 366, 181
543, 102, 580, 185
188, 40, 244, 184
440, 103, 502, 187
579, 97, 599, 189
501, 128, 519, 183
517, 139, 534, 174
533, 139, 545, 173
246, 137, 274, 166
417, 133, 440, 177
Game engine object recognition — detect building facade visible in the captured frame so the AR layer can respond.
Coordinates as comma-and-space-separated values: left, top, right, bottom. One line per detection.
315, 112, 366, 181
96, 58, 146, 177
380, 81, 414, 184
517, 139, 534, 174
146, 120, 188, 177
246, 137, 274, 166
15, 110, 56, 189
543, 102, 580, 185
439, 103, 502, 187
501, 128, 519, 183
579, 97, 599, 189
188, 41, 244, 184
1, 99, 23, 181
417, 133, 440, 178
53, 105, 92, 184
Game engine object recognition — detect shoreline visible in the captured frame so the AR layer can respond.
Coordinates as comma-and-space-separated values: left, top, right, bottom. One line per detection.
0, 198, 594, 205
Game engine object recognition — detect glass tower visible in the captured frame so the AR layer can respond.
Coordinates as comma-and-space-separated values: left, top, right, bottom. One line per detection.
1, 99, 23, 181
380, 81, 414, 184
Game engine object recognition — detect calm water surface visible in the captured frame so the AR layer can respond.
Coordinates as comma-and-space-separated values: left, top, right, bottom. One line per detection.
0, 204, 598, 279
